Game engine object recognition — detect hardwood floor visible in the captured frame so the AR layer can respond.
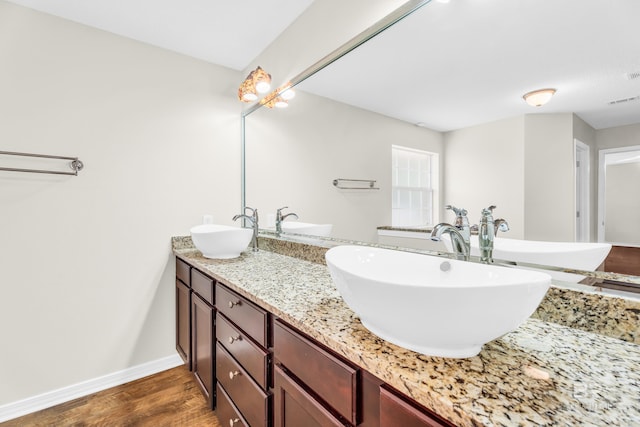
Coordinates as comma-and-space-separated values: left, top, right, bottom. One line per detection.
1, 366, 221, 426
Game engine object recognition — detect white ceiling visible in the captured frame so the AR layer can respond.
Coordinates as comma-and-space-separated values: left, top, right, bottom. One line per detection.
299, 0, 640, 131
6, 0, 640, 131
5, 0, 313, 71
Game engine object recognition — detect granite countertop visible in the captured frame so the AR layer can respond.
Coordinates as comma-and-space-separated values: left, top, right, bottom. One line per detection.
174, 245, 640, 427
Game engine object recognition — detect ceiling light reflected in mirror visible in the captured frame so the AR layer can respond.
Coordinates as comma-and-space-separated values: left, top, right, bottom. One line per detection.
523, 88, 557, 107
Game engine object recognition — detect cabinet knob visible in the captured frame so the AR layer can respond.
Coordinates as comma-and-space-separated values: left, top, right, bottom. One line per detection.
228, 335, 241, 344
229, 418, 240, 427
228, 300, 241, 309
229, 370, 240, 380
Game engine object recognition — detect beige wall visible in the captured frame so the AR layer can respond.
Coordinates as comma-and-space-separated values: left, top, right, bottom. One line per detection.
596, 122, 640, 150
245, 90, 443, 243
443, 116, 526, 238
573, 114, 598, 240
596, 123, 640, 245
0, 1, 240, 406
444, 113, 593, 242
524, 114, 576, 241
604, 162, 640, 244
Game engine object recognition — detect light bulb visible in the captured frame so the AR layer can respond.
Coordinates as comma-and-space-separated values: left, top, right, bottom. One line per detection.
255, 81, 270, 93
281, 89, 296, 100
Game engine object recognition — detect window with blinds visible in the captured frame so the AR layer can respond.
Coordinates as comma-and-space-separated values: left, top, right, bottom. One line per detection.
391, 145, 439, 227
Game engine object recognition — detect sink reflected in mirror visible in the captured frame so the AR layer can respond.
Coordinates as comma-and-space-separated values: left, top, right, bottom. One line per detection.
442, 236, 612, 282
281, 221, 333, 237
190, 224, 253, 259
325, 245, 551, 358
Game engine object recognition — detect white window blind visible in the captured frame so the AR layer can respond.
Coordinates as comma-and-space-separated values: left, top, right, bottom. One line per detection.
392, 145, 439, 227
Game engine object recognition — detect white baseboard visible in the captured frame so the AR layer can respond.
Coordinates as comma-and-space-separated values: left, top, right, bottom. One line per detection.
0, 353, 184, 423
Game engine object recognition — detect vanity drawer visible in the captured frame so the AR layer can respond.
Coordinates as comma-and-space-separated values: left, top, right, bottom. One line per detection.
216, 383, 249, 427
176, 258, 190, 286
217, 312, 270, 390
216, 284, 268, 347
216, 342, 270, 427
274, 320, 358, 425
192, 268, 215, 305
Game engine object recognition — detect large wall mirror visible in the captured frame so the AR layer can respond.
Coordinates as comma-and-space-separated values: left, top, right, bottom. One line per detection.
244, 0, 640, 287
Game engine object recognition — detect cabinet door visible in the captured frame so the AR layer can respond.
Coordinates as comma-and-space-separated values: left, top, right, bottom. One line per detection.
192, 293, 215, 409
380, 387, 451, 427
176, 280, 191, 368
274, 366, 344, 427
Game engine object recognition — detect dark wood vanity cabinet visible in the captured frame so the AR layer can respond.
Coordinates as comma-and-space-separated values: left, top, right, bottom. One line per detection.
274, 319, 358, 425
175, 258, 191, 368
379, 387, 452, 427
176, 258, 455, 427
215, 283, 272, 427
190, 268, 217, 409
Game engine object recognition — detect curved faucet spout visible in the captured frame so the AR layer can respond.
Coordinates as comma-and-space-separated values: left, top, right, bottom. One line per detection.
431, 223, 470, 261
233, 207, 259, 252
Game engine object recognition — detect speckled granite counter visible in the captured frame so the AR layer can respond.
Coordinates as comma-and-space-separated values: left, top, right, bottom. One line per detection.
173, 244, 640, 427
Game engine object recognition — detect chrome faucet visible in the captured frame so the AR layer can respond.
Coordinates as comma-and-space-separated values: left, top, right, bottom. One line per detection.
446, 205, 470, 248
275, 206, 298, 236
431, 223, 470, 261
477, 205, 509, 262
233, 207, 259, 252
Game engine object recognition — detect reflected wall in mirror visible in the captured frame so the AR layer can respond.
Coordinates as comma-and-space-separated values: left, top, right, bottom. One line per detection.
244, 0, 640, 281
599, 145, 640, 245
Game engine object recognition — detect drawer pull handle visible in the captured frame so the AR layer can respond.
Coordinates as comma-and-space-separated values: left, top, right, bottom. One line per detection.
229, 370, 240, 380
228, 335, 241, 344
228, 300, 241, 309
229, 419, 240, 427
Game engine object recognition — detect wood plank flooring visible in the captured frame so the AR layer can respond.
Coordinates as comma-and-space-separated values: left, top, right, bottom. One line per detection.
1, 366, 221, 426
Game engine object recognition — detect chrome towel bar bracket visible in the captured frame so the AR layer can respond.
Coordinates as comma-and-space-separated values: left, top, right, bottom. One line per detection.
0, 150, 84, 176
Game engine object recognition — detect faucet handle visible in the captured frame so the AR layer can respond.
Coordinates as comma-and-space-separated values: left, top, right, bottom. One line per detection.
481, 205, 496, 218
446, 205, 468, 217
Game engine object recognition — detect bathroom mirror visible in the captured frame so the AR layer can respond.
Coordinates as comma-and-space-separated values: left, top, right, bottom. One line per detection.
244, 0, 640, 286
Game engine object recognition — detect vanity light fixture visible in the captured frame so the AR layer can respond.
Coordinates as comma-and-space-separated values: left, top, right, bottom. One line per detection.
237, 66, 272, 103
262, 95, 288, 109
261, 83, 296, 109
523, 88, 556, 107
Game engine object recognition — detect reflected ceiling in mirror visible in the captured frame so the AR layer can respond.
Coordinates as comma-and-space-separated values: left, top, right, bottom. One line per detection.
298, 0, 640, 131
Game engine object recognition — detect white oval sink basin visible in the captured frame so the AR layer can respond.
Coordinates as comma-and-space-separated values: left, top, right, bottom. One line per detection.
281, 221, 333, 237
190, 224, 253, 259
325, 245, 551, 358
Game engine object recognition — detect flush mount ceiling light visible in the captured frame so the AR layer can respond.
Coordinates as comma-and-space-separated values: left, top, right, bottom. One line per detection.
237, 66, 272, 103
523, 88, 557, 107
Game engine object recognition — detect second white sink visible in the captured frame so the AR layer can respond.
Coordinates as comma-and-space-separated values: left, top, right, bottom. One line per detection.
325, 245, 551, 358
191, 224, 253, 259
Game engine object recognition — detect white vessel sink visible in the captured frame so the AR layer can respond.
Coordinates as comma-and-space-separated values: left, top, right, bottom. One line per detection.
442, 237, 611, 282
325, 245, 551, 358
190, 224, 253, 259
281, 221, 333, 237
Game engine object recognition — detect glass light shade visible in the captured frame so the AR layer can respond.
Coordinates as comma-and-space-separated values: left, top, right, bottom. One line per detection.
242, 92, 258, 101
523, 88, 556, 107
255, 81, 271, 93
275, 99, 288, 108
252, 66, 272, 94
280, 88, 296, 100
